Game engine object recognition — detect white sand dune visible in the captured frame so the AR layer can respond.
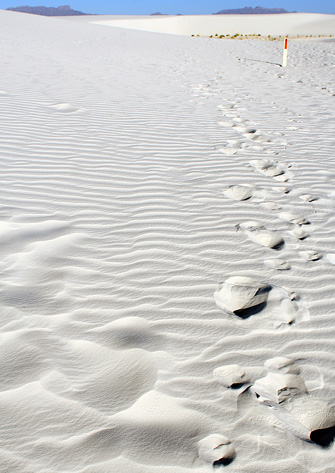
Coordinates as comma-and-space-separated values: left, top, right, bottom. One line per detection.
88, 12, 335, 36
1, 8, 335, 473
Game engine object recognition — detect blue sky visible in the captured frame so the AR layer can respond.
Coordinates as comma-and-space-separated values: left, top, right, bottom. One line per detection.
2, 0, 335, 15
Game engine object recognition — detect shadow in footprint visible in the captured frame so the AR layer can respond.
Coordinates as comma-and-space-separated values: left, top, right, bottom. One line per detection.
213, 457, 235, 467
230, 383, 246, 390
234, 301, 268, 319
272, 240, 285, 251
311, 427, 335, 447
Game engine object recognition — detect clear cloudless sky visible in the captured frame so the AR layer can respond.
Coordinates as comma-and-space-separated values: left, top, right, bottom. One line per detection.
1, 0, 335, 16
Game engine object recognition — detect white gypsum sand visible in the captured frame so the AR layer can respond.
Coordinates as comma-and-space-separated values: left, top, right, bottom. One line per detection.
1, 8, 335, 473
87, 12, 335, 37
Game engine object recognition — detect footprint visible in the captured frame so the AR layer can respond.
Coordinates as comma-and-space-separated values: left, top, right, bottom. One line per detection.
272, 186, 291, 195
252, 358, 308, 404
265, 149, 280, 155
250, 145, 265, 152
198, 434, 236, 467
264, 259, 291, 270
288, 226, 310, 240
299, 250, 322, 261
260, 202, 282, 211
213, 364, 249, 388
217, 147, 238, 155
279, 396, 335, 445
217, 103, 236, 110
223, 185, 254, 201
214, 276, 308, 325
49, 103, 80, 113
232, 117, 248, 124
216, 141, 242, 155
249, 133, 272, 143
213, 363, 261, 389
236, 221, 284, 250
222, 112, 237, 118
250, 159, 286, 179
233, 125, 257, 135
251, 358, 335, 445
214, 276, 271, 317
299, 194, 318, 203
274, 296, 308, 326
278, 212, 309, 225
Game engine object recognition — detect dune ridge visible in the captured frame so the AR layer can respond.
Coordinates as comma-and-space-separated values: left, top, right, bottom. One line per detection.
89, 12, 335, 36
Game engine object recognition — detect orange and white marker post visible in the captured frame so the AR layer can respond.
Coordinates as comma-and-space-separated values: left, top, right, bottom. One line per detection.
282, 38, 288, 67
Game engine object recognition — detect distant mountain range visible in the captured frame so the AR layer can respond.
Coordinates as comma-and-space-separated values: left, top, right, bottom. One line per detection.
215, 6, 289, 14
6, 5, 292, 17
7, 5, 89, 16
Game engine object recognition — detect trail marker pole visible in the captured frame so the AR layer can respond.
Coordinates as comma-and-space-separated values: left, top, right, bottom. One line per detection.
282, 38, 288, 67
